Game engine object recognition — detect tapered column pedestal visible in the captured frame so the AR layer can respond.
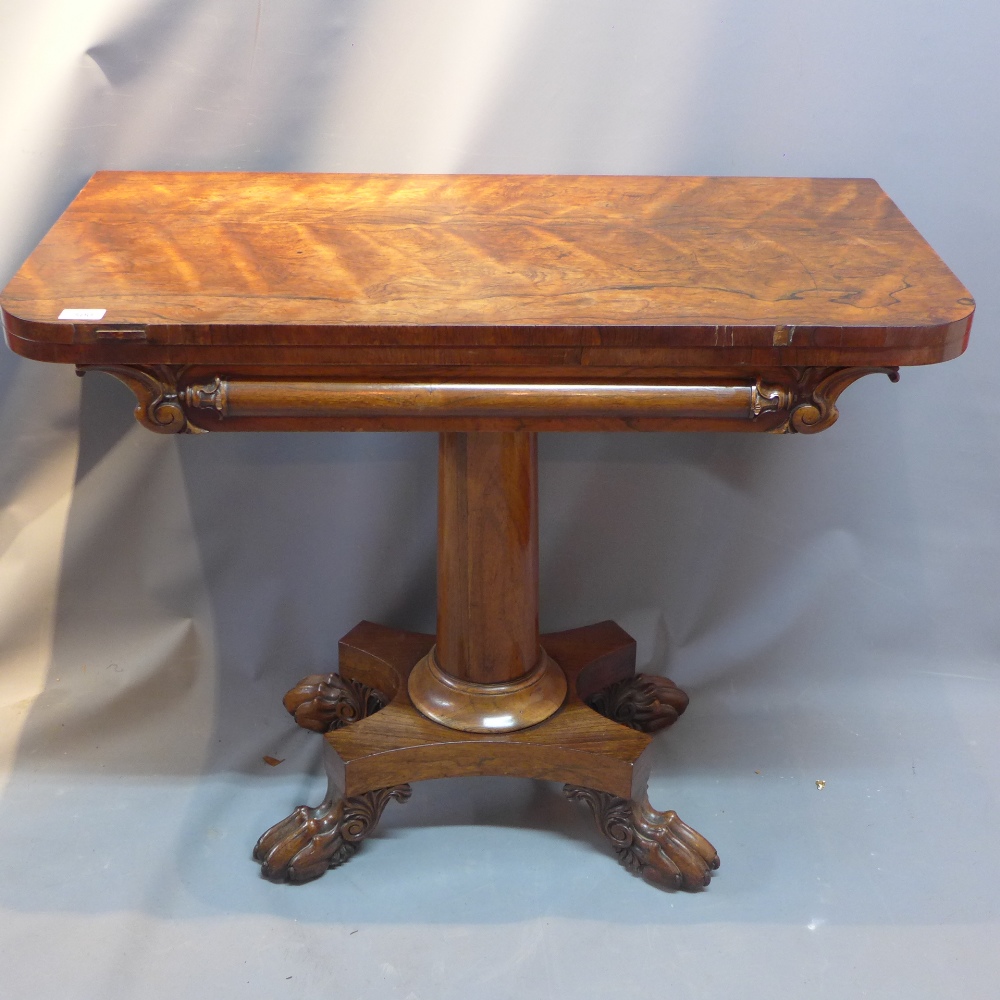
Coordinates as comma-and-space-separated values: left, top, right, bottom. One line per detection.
408, 432, 566, 732
254, 431, 718, 891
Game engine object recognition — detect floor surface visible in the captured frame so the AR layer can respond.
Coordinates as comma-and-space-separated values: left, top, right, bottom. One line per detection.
1, 639, 996, 999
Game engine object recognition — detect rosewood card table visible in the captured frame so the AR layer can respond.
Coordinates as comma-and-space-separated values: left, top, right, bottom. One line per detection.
1, 172, 974, 891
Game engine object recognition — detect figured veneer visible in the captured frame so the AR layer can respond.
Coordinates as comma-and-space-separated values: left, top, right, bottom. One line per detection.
3, 173, 972, 370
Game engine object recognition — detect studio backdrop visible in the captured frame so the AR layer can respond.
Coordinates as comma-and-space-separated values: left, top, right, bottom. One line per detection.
0, 3, 997, 1000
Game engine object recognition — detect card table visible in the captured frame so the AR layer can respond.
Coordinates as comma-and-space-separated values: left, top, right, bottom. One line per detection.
1, 172, 974, 890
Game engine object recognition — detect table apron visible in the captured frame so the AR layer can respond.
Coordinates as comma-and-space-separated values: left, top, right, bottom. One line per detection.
78, 364, 900, 434
198, 380, 763, 420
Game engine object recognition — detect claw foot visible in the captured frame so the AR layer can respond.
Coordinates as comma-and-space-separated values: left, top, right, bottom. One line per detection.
586, 674, 689, 733
283, 673, 389, 734
254, 785, 411, 884
565, 785, 718, 891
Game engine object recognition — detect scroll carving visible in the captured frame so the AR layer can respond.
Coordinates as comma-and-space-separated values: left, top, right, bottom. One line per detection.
77, 364, 201, 434
586, 674, 689, 733
254, 784, 412, 884
282, 673, 389, 734
777, 366, 899, 434
565, 786, 719, 891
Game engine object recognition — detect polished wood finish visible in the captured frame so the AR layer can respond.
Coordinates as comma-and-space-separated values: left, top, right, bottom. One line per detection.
3, 173, 973, 371
2, 172, 975, 892
408, 430, 569, 732
191, 377, 772, 423
5, 172, 962, 437
331, 620, 650, 798
255, 620, 716, 889
436, 432, 538, 684
406, 645, 567, 733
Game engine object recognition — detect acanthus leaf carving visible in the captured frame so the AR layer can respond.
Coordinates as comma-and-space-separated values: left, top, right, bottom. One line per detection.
565, 785, 719, 891
253, 784, 412, 884
282, 673, 389, 734
751, 380, 791, 417
586, 673, 689, 733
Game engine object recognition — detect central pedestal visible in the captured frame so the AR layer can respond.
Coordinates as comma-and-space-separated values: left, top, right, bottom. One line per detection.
408, 431, 566, 732
254, 429, 719, 891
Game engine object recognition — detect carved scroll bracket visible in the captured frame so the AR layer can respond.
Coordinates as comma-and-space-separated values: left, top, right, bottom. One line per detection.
77, 364, 204, 434
777, 366, 900, 434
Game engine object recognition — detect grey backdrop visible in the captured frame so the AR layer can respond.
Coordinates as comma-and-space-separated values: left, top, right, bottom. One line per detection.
0, 3, 997, 998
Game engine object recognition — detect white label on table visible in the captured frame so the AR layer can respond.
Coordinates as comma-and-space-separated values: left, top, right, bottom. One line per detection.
58, 308, 106, 320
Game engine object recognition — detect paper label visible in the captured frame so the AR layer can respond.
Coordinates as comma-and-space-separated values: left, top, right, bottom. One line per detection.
58, 308, 106, 321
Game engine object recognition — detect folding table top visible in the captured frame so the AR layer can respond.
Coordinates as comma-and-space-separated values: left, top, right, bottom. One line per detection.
1, 172, 974, 370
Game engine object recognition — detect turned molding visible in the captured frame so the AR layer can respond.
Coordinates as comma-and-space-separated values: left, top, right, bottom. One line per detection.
407, 645, 567, 733
79, 364, 900, 435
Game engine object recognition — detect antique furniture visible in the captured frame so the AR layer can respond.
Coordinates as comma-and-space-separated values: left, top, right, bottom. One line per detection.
1, 172, 974, 890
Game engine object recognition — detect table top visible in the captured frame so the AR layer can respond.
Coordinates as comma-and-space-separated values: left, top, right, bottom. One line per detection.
1, 172, 973, 370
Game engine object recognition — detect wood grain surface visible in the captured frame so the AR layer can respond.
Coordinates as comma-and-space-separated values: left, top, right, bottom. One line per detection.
436, 431, 538, 683
2, 172, 974, 368
329, 620, 654, 800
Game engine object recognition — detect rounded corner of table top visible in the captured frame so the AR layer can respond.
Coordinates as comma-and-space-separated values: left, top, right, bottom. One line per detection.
926, 298, 976, 365
1, 304, 60, 363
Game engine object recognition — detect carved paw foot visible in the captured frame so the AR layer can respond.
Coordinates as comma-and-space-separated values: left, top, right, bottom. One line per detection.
565, 786, 719, 891
586, 673, 689, 733
283, 673, 388, 733
254, 785, 411, 884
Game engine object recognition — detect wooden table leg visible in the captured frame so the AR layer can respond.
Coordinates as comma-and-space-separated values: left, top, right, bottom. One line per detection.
408, 431, 566, 732
254, 433, 719, 891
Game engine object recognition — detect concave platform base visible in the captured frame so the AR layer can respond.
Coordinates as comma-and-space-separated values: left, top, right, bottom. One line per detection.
254, 620, 719, 892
